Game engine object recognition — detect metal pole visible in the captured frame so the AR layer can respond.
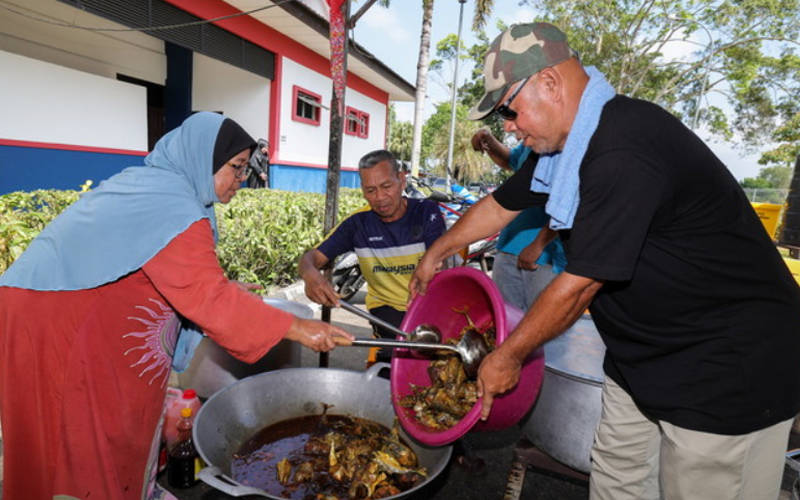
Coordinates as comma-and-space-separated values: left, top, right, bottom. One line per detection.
321, 0, 351, 368
445, 0, 467, 191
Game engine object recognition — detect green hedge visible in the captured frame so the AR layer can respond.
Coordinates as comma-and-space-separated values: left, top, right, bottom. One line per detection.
0, 186, 365, 292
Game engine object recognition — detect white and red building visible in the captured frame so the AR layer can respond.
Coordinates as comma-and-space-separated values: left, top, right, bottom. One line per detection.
0, 0, 414, 194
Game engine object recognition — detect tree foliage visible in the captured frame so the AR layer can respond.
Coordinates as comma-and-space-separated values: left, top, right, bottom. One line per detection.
388, 0, 496, 176
760, 112, 800, 169
515, 0, 799, 152
426, 24, 508, 162
422, 101, 495, 182
387, 105, 414, 164
740, 165, 793, 189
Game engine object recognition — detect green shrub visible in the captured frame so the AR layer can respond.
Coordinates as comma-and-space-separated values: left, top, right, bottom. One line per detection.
0, 186, 366, 292
215, 188, 365, 291
0, 189, 82, 273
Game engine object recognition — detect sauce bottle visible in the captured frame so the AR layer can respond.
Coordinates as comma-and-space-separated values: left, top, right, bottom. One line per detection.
163, 388, 201, 450
167, 407, 201, 488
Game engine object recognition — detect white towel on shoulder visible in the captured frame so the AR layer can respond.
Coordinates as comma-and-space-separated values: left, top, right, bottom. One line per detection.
531, 66, 616, 230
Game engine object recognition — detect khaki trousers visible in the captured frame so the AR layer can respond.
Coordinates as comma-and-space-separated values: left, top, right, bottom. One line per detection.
590, 377, 793, 500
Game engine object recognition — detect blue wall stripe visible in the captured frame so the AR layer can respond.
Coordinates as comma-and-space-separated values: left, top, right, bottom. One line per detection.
270, 164, 360, 193
0, 145, 145, 194
0, 146, 361, 195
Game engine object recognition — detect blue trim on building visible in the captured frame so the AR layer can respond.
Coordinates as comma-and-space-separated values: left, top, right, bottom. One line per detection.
0, 145, 143, 195
0, 146, 360, 196
270, 164, 360, 193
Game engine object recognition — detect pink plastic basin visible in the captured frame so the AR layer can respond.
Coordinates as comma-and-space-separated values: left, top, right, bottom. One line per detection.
391, 267, 545, 446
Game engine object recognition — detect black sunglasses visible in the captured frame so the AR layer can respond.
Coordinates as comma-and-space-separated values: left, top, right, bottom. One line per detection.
494, 76, 530, 121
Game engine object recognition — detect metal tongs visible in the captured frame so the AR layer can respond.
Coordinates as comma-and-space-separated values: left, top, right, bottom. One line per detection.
334, 302, 489, 377
338, 301, 442, 344
333, 333, 488, 378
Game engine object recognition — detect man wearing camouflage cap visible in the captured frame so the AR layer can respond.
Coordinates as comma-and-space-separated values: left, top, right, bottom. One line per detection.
410, 21, 800, 500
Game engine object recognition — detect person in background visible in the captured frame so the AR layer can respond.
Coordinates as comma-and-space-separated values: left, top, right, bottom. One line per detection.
299, 149, 446, 364
471, 128, 565, 311
411, 22, 800, 500
247, 138, 269, 188
0, 112, 352, 500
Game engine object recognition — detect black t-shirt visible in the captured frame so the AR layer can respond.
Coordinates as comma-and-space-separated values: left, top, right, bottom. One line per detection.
493, 95, 800, 435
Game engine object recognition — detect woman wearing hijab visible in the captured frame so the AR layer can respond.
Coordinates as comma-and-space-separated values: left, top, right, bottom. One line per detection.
247, 138, 269, 188
0, 112, 352, 500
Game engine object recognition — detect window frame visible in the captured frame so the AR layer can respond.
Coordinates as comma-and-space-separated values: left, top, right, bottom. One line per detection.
292, 85, 323, 126
344, 106, 370, 139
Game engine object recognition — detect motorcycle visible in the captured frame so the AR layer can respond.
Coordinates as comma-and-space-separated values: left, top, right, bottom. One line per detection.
331, 251, 365, 301
408, 177, 497, 273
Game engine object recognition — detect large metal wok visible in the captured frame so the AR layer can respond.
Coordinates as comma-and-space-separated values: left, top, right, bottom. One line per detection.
193, 364, 453, 498
519, 313, 605, 475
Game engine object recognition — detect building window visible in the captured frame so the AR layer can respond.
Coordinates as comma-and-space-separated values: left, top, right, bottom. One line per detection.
345, 107, 370, 139
293, 86, 323, 126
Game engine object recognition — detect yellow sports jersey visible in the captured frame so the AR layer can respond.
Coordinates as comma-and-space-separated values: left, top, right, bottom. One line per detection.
316, 199, 446, 311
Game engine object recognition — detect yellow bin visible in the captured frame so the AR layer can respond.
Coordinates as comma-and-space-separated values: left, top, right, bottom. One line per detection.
783, 257, 800, 287
751, 202, 783, 239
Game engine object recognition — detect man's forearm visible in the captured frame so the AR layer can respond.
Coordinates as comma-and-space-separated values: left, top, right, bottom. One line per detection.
298, 250, 325, 281
486, 148, 511, 171
426, 195, 518, 263
533, 225, 558, 249
498, 272, 602, 364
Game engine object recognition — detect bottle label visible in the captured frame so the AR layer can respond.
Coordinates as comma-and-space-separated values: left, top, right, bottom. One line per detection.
194, 456, 205, 480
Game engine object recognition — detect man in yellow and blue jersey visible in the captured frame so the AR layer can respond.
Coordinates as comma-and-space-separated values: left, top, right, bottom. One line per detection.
299, 149, 446, 363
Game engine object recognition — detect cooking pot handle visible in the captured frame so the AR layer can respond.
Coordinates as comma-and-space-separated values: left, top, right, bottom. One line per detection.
362, 362, 391, 382
198, 466, 271, 497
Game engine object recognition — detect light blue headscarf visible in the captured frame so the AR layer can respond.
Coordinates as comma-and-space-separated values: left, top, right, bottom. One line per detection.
0, 112, 233, 370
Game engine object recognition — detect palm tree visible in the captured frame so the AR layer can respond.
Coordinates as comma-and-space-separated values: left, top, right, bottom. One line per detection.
401, 1, 496, 179
429, 104, 489, 183
409, 0, 434, 179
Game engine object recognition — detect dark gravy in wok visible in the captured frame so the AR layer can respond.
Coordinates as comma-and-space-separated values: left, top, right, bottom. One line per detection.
231, 414, 423, 499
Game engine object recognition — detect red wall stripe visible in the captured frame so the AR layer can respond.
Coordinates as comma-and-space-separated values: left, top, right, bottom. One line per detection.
0, 139, 147, 156
278, 159, 357, 171
161, 0, 390, 103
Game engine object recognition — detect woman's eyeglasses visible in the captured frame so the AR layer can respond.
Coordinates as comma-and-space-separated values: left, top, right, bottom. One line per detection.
227, 162, 250, 180
494, 76, 530, 121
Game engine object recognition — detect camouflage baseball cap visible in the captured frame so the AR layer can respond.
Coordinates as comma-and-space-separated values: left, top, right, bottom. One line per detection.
467, 22, 575, 120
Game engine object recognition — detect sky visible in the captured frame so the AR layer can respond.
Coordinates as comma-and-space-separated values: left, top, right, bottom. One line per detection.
348, 0, 766, 181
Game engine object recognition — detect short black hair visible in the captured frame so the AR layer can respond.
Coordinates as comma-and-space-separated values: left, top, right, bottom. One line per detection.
358, 150, 400, 174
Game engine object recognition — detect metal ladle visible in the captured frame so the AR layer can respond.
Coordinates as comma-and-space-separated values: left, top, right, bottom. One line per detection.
333, 331, 489, 378
338, 301, 442, 345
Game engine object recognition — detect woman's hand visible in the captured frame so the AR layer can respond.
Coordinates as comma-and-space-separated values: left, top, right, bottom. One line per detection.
284, 316, 354, 353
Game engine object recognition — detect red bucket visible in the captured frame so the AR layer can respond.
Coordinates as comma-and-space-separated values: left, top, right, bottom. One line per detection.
391, 267, 545, 446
